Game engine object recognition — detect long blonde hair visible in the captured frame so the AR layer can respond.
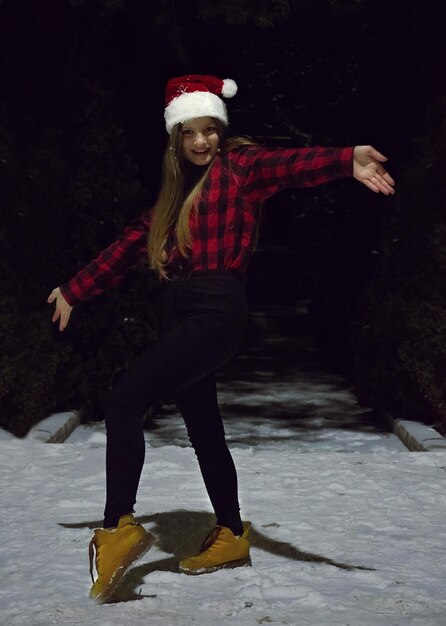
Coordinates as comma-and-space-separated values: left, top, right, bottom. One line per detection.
148, 119, 258, 277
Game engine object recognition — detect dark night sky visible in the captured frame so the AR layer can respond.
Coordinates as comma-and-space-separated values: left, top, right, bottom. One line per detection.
3, 1, 438, 188
1, 0, 445, 433
1, 0, 442, 307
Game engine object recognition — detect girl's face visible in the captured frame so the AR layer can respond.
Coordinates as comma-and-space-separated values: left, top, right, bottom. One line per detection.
181, 117, 220, 166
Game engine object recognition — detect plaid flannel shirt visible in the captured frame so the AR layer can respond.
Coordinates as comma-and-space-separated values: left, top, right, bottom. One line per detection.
60, 144, 353, 305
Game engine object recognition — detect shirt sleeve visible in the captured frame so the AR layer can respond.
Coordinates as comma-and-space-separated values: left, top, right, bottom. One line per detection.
59, 209, 152, 306
232, 145, 354, 204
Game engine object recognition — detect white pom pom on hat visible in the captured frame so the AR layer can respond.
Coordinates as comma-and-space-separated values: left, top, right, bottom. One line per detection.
221, 78, 238, 98
164, 74, 238, 134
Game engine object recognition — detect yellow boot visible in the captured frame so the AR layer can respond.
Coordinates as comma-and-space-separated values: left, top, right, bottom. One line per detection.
179, 521, 251, 575
89, 513, 155, 603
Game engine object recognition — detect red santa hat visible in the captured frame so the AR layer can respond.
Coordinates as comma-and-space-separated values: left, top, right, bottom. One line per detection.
164, 74, 238, 134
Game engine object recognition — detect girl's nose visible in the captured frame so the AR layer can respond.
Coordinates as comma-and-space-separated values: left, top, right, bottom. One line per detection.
193, 133, 206, 145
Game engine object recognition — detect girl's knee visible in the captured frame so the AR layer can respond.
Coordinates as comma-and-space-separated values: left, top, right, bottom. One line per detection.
187, 426, 226, 451
103, 387, 139, 426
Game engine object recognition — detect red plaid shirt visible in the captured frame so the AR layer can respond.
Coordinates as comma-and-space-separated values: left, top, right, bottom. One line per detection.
60, 144, 354, 305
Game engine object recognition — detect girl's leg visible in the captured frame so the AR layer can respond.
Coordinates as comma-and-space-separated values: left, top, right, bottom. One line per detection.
175, 373, 243, 536
103, 276, 248, 528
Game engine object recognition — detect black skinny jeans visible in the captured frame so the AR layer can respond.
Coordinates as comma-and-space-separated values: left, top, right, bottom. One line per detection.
103, 271, 249, 536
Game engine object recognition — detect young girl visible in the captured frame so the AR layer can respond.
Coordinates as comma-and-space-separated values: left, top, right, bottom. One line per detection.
47, 74, 395, 603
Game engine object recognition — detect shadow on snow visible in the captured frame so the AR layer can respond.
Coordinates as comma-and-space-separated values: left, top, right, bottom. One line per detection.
60, 509, 375, 603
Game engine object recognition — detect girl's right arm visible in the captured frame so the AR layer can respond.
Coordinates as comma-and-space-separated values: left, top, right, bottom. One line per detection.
48, 209, 152, 331
47, 287, 73, 332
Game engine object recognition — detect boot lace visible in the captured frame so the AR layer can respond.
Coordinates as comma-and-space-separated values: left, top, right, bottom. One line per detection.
199, 526, 224, 553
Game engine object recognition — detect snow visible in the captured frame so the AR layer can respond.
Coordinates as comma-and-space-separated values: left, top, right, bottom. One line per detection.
27, 411, 80, 444
1, 432, 446, 624
2, 310, 445, 625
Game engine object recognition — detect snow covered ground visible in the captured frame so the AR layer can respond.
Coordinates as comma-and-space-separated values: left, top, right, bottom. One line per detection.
2, 310, 446, 625
1, 439, 446, 625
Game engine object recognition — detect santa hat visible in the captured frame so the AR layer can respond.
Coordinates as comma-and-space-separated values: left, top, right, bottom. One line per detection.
164, 74, 238, 134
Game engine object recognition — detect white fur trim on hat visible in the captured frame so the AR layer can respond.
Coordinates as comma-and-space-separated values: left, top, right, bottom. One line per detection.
164, 91, 229, 134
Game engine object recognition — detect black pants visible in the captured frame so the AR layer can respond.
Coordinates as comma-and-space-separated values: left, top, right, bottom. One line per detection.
103, 271, 249, 535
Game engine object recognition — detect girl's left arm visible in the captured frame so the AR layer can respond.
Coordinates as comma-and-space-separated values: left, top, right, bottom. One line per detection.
236, 144, 394, 202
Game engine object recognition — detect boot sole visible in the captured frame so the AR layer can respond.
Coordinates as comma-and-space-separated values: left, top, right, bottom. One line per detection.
178, 555, 252, 576
91, 532, 156, 604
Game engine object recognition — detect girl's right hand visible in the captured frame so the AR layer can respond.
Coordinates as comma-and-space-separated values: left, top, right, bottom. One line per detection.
47, 287, 73, 332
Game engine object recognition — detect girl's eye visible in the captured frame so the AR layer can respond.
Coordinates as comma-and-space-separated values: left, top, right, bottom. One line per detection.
182, 129, 193, 135
206, 127, 217, 133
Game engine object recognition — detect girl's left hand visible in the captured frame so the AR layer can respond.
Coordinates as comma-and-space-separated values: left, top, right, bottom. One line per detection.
353, 145, 396, 195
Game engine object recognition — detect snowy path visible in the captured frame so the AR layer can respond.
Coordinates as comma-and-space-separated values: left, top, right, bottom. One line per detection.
2, 307, 445, 624
1, 440, 446, 625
